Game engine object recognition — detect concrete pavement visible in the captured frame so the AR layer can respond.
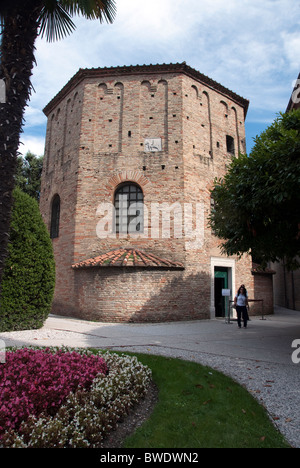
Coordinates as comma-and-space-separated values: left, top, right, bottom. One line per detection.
2, 306, 298, 366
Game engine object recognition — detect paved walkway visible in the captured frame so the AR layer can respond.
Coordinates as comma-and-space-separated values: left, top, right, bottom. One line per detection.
1, 306, 299, 447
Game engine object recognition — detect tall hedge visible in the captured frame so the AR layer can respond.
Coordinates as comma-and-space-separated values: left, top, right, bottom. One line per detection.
0, 188, 55, 331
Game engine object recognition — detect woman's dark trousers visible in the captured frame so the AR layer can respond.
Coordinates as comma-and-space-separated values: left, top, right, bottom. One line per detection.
236, 306, 248, 328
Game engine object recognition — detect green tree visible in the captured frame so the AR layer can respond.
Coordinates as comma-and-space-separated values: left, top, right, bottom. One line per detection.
15, 151, 44, 201
0, 0, 116, 293
0, 188, 55, 331
210, 109, 300, 270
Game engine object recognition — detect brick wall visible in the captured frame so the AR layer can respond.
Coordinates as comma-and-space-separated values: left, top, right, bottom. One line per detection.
74, 268, 210, 322
40, 82, 85, 313
252, 271, 275, 316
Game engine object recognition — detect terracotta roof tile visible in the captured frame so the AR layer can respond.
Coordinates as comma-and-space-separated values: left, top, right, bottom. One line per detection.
251, 263, 276, 275
72, 248, 184, 270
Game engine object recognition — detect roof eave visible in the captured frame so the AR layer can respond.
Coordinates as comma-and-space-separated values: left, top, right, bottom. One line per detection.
72, 264, 185, 270
43, 62, 249, 117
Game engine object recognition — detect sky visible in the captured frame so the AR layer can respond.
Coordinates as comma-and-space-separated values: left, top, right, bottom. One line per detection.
19, 0, 300, 157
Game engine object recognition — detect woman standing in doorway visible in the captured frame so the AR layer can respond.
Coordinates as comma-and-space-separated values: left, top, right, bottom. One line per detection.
234, 285, 249, 328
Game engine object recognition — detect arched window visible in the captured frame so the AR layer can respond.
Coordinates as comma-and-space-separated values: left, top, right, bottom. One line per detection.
114, 183, 144, 234
50, 194, 60, 239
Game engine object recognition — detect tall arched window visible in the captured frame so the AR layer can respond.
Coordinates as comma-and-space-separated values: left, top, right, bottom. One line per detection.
114, 183, 144, 234
50, 194, 60, 239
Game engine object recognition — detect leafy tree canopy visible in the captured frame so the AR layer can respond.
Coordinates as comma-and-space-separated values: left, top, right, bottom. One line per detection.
15, 152, 43, 201
210, 109, 300, 270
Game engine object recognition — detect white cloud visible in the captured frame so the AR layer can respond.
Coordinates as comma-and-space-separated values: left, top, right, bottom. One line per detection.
20, 0, 300, 154
29, 0, 300, 103
282, 32, 300, 71
23, 106, 46, 128
18, 136, 45, 157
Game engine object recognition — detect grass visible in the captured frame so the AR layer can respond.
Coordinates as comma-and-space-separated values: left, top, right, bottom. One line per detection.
120, 353, 290, 449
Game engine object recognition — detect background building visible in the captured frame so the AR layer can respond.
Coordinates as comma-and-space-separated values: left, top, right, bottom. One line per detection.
272, 73, 300, 311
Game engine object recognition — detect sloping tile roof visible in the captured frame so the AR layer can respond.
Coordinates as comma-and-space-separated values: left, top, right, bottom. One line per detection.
251, 263, 276, 275
72, 248, 184, 269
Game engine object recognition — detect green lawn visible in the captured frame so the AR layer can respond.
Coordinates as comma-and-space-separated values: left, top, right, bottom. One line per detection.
121, 353, 290, 449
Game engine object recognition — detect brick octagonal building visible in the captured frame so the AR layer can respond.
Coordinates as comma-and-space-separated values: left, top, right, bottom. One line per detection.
40, 63, 274, 322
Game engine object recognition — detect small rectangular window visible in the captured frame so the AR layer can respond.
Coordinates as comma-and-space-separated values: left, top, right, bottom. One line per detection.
226, 135, 235, 155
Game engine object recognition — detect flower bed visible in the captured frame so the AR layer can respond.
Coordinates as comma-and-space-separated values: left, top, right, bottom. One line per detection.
0, 347, 152, 448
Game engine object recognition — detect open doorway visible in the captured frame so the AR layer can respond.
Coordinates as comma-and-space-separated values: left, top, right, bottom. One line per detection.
214, 267, 229, 317
210, 257, 235, 319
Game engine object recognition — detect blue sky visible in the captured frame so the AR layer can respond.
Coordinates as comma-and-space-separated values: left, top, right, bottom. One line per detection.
19, 0, 300, 156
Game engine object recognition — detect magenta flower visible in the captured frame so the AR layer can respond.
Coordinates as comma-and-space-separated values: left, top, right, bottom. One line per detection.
0, 348, 108, 437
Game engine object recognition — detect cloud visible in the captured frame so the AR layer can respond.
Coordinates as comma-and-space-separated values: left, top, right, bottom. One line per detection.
28, 0, 300, 105
23, 106, 46, 128
282, 32, 300, 71
18, 135, 45, 157
20, 0, 300, 155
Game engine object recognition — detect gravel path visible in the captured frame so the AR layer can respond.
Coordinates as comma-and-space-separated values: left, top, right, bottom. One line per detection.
1, 307, 299, 448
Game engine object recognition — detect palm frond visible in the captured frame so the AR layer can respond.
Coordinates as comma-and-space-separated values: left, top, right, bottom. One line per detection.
93, 0, 117, 23
61, 0, 116, 23
38, 1, 76, 42
2, 1, 116, 44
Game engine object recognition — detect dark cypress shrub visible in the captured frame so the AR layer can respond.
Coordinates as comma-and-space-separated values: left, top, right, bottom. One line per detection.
0, 188, 55, 331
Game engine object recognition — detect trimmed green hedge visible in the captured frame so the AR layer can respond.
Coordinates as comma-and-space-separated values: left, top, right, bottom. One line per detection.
0, 188, 55, 331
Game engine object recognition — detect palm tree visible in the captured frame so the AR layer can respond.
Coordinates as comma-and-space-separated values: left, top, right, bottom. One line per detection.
0, 0, 116, 292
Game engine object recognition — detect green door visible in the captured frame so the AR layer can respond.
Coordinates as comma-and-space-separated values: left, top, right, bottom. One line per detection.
214, 268, 228, 317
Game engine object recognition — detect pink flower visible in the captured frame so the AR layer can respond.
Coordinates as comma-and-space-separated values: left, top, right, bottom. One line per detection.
0, 349, 108, 437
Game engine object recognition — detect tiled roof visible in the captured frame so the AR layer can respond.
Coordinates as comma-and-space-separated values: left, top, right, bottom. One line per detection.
251, 263, 276, 275
72, 248, 184, 269
43, 62, 249, 116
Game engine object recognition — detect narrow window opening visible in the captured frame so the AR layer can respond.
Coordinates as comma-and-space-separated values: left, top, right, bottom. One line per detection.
50, 195, 60, 239
226, 135, 235, 155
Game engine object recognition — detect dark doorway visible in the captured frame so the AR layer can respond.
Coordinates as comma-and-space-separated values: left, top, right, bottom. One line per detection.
214, 267, 228, 317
